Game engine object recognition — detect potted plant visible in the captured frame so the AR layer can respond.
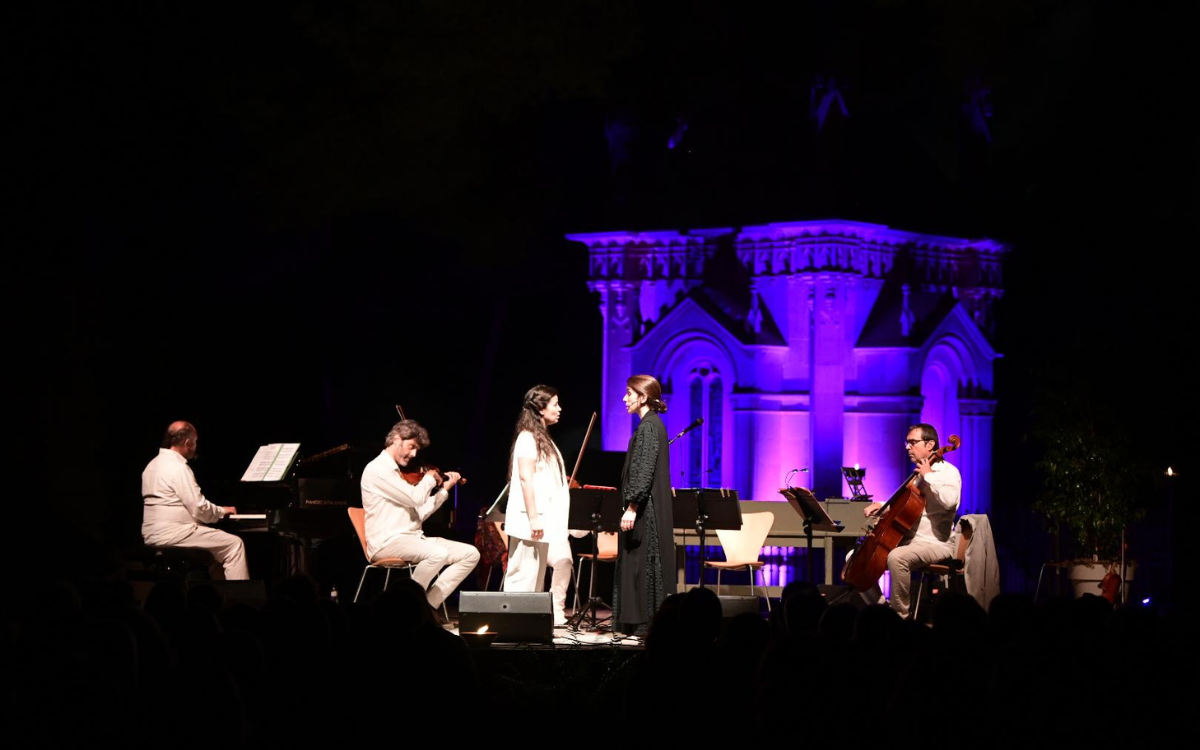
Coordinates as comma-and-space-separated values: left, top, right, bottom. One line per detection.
1029, 388, 1147, 601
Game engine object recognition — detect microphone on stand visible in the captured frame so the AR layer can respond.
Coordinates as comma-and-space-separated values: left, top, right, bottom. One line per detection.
670, 417, 704, 445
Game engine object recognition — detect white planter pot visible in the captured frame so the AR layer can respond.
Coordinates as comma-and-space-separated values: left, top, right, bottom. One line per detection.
1067, 560, 1137, 601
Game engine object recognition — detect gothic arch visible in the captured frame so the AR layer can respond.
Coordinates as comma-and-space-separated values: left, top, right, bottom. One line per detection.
652, 332, 738, 488
919, 336, 971, 442
652, 330, 740, 392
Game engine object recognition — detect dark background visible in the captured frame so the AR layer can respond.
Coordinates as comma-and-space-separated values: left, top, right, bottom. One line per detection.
10, 2, 1196, 590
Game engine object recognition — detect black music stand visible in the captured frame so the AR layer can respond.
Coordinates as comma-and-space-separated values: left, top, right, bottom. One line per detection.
565, 486, 622, 632
673, 488, 741, 588
781, 486, 844, 583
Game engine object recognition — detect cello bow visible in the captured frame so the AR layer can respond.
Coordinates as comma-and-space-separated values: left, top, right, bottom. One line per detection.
567, 411, 598, 488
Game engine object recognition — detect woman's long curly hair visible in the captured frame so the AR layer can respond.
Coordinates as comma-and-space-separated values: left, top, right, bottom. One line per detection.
509, 384, 563, 475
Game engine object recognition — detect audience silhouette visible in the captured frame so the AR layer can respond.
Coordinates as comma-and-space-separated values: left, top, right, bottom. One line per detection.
6, 568, 1181, 746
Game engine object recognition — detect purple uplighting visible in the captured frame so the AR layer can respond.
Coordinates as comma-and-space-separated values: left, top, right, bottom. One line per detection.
571, 219, 1006, 515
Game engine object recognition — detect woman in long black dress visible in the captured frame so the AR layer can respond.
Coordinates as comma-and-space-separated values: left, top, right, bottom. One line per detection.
613, 374, 676, 637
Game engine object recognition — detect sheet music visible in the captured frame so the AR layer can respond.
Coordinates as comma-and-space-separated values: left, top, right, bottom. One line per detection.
240, 443, 301, 482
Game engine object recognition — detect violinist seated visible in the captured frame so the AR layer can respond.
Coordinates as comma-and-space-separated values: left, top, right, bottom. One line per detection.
860, 423, 961, 619
360, 419, 479, 621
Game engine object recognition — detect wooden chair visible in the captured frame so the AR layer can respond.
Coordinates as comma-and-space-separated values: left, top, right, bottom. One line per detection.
704, 511, 775, 611
911, 518, 974, 622
346, 507, 448, 621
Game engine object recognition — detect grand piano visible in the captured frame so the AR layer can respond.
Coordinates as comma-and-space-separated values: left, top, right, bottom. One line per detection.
216, 443, 376, 578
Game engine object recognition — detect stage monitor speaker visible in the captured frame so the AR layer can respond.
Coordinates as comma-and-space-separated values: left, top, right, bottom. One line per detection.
717, 595, 764, 641
459, 592, 553, 643
718, 595, 764, 619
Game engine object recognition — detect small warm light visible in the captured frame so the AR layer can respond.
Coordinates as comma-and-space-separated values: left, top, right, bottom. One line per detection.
476, 626, 489, 634
1166, 467, 1176, 477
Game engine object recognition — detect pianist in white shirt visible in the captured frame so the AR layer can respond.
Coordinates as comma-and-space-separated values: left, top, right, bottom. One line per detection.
141, 420, 249, 580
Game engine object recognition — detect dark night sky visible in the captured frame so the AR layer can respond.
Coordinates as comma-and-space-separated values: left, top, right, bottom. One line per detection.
10, 2, 1196, 554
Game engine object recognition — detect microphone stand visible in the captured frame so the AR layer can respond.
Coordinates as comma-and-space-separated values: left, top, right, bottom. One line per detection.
669, 418, 703, 446
669, 418, 706, 588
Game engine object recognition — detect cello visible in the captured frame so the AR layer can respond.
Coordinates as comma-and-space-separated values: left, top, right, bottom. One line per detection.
842, 434, 961, 591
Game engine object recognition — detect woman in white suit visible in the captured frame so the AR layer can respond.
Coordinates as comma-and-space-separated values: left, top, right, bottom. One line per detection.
502, 384, 573, 626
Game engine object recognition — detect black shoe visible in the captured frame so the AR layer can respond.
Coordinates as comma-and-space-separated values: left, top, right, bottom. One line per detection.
430, 604, 449, 626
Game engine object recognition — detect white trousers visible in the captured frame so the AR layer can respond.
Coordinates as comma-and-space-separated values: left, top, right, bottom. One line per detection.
886, 538, 956, 617
504, 537, 549, 593
142, 522, 249, 580
548, 538, 573, 623
375, 535, 480, 608
504, 537, 574, 624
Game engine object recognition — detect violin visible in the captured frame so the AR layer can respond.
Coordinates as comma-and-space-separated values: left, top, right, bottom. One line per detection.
393, 404, 468, 487
400, 464, 467, 487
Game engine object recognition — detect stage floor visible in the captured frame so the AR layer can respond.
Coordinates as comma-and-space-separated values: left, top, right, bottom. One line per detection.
447, 605, 647, 650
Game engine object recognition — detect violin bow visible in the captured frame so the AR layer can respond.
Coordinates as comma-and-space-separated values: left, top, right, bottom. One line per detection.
568, 411, 598, 486
393, 402, 465, 525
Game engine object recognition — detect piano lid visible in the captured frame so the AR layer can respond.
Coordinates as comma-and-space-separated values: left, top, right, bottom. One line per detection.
212, 441, 368, 512
293, 442, 377, 479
